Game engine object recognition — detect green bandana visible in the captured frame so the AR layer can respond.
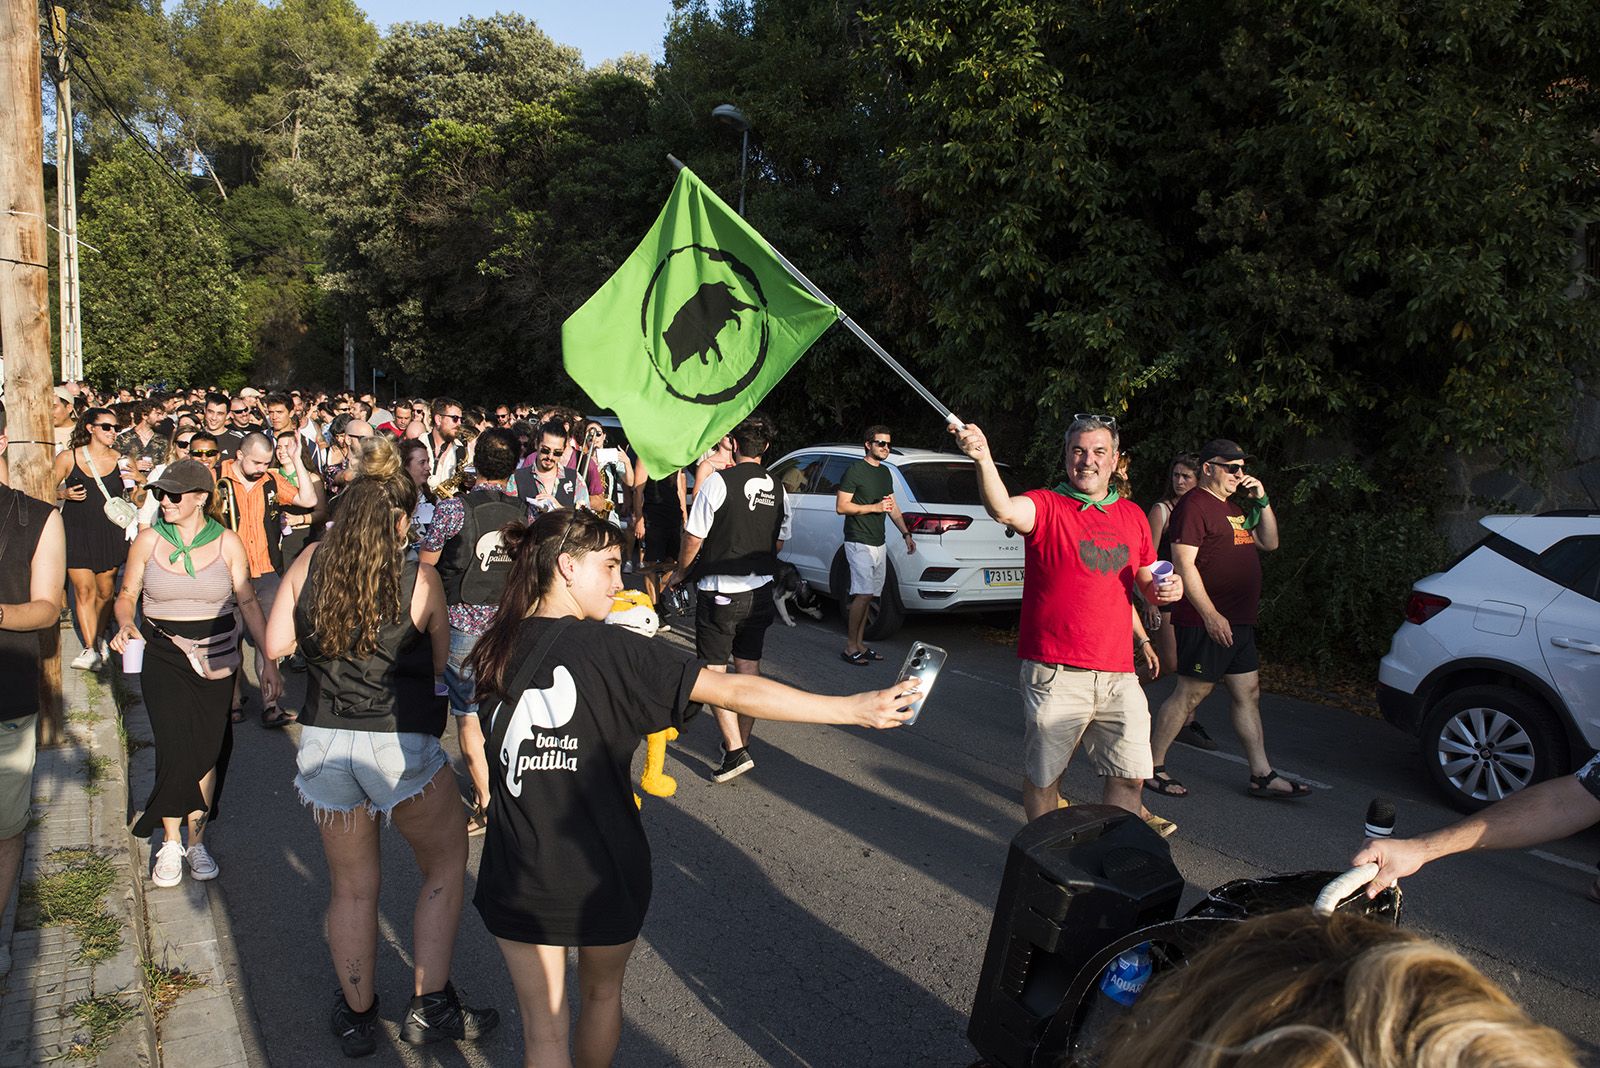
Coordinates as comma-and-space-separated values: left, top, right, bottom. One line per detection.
1053, 484, 1122, 512
1240, 494, 1271, 531
154, 517, 224, 577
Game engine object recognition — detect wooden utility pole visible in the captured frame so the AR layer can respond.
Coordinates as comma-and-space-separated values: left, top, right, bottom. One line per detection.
51, 5, 81, 382
3, 0, 66, 744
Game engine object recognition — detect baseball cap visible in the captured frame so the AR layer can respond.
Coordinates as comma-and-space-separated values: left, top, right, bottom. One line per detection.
54, 386, 73, 404
146, 459, 216, 497
1198, 439, 1253, 464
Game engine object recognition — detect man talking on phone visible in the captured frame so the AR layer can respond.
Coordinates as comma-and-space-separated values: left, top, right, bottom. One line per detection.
952, 414, 1183, 824
1145, 439, 1306, 800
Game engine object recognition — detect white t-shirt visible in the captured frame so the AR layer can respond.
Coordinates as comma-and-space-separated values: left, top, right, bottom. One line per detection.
684, 468, 793, 593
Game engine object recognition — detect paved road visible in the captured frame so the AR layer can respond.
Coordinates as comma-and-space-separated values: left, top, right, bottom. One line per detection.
204, 608, 1600, 1066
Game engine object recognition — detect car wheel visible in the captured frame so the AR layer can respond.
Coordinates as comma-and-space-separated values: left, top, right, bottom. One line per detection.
1420, 686, 1566, 813
829, 551, 906, 640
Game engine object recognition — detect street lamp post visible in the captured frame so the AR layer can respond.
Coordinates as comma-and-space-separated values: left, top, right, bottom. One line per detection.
711, 103, 751, 217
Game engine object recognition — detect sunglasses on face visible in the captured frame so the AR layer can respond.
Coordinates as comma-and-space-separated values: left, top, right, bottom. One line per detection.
1208, 461, 1245, 474
150, 487, 192, 502
870, 439, 892, 447
176, 439, 194, 449
92, 423, 117, 431
412, 407, 427, 415
537, 446, 562, 457
190, 449, 218, 458
439, 414, 462, 423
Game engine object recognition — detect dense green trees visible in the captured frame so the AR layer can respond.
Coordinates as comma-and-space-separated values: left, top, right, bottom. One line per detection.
79, 141, 251, 387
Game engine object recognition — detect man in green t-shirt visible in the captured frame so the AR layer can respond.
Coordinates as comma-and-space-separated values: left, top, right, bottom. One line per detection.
835, 425, 915, 665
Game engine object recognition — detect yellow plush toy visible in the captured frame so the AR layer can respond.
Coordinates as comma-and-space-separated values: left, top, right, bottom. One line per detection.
604, 589, 678, 807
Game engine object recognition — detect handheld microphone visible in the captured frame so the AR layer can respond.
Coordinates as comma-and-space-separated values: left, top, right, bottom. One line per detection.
1364, 798, 1396, 840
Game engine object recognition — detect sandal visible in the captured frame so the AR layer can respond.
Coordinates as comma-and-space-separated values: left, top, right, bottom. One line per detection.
260, 706, 297, 729
840, 650, 871, 666
1144, 765, 1188, 797
230, 706, 246, 724
862, 647, 885, 661
467, 805, 488, 838
1247, 770, 1311, 799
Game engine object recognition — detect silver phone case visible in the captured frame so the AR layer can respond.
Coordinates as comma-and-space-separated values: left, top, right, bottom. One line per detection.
896, 641, 947, 725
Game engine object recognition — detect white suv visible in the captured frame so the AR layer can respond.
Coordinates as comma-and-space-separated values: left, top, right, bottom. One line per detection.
1378, 512, 1600, 811
768, 445, 1028, 639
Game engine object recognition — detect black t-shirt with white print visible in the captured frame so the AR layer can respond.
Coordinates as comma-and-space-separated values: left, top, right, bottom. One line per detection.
474, 616, 703, 946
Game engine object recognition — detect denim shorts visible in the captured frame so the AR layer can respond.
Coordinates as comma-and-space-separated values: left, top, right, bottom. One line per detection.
444, 627, 480, 717
294, 725, 448, 821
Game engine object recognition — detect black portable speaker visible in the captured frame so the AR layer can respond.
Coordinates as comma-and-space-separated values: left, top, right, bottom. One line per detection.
967, 806, 1184, 1068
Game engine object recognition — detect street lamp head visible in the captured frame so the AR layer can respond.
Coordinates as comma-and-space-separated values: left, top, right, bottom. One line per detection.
711, 103, 751, 133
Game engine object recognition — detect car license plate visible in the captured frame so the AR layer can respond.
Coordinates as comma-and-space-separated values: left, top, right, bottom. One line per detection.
984, 568, 1024, 587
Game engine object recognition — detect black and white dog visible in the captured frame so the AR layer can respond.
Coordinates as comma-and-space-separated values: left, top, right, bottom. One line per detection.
773, 561, 823, 627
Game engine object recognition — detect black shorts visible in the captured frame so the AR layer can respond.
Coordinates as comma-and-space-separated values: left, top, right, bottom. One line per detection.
695, 586, 776, 664
1175, 623, 1259, 681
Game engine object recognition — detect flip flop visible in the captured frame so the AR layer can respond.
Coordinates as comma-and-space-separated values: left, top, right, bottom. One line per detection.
260, 706, 297, 729
230, 706, 246, 725
1247, 770, 1311, 799
840, 650, 871, 666
862, 648, 885, 661
1144, 765, 1188, 797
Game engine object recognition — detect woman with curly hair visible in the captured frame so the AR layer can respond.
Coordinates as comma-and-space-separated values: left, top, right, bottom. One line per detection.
265, 440, 498, 1058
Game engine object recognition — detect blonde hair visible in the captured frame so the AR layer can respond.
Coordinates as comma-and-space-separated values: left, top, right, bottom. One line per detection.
1099, 909, 1577, 1068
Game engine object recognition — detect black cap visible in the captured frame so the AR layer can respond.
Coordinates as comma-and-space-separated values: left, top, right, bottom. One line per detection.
1198, 438, 1252, 464
147, 459, 215, 497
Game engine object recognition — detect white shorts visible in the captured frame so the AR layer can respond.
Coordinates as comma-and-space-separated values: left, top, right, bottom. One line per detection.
845, 542, 887, 597
1019, 661, 1153, 785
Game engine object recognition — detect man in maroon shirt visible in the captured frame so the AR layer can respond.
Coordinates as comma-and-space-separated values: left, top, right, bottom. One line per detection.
954, 415, 1182, 822
1145, 439, 1307, 799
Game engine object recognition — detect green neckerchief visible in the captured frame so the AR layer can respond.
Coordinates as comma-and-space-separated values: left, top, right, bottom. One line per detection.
1052, 484, 1122, 512
154, 517, 224, 577
1239, 493, 1271, 531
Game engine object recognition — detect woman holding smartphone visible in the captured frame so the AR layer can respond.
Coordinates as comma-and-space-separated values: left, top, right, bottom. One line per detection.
467, 508, 915, 1068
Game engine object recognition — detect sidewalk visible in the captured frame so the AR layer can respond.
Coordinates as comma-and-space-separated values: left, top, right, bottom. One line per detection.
0, 627, 255, 1066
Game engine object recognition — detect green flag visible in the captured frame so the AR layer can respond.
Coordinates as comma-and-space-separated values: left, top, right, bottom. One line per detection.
562, 167, 838, 479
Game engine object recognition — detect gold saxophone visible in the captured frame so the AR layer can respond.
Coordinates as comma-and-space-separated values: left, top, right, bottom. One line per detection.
433, 470, 476, 499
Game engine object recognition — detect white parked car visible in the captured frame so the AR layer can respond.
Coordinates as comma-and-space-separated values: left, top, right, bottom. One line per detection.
1378, 512, 1600, 811
768, 444, 1028, 639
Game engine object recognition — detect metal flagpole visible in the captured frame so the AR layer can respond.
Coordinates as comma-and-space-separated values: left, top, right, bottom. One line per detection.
666, 155, 964, 431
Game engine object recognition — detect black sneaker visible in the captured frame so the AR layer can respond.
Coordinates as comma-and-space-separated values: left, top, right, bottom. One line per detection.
711, 746, 754, 783
400, 982, 499, 1045
330, 990, 379, 1058
1178, 720, 1218, 751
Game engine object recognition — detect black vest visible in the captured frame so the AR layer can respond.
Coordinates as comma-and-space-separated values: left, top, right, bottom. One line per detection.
438, 487, 524, 607
0, 486, 54, 721
293, 557, 442, 736
218, 473, 284, 574
691, 461, 785, 579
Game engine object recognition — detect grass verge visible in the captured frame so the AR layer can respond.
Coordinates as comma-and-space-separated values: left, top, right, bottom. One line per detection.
18, 848, 123, 963
142, 956, 208, 1023
81, 755, 116, 797
64, 993, 138, 1060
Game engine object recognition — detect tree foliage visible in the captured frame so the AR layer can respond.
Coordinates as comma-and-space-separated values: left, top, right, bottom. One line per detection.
79, 140, 252, 388
872, 0, 1600, 471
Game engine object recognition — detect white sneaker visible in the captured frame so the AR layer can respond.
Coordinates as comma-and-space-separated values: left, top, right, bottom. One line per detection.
152, 841, 185, 887
69, 647, 101, 671
186, 843, 219, 881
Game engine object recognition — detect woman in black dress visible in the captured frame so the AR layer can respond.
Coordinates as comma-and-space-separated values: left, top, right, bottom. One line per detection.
467, 509, 915, 1068
108, 460, 280, 886
52, 407, 132, 670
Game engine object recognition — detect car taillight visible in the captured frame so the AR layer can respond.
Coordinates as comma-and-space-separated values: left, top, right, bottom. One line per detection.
902, 512, 972, 535
1404, 591, 1451, 625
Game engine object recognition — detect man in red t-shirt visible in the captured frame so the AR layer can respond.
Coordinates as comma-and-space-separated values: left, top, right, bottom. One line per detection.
954, 415, 1183, 822
1145, 439, 1307, 800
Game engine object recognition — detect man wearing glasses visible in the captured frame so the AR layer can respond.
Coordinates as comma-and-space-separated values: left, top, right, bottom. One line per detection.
425, 397, 466, 490
836, 426, 915, 665
493, 405, 513, 427
507, 423, 581, 511
219, 396, 262, 460
952, 413, 1183, 824
1144, 439, 1304, 800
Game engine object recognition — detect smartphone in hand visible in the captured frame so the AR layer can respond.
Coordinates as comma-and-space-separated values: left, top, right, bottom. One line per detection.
895, 641, 947, 726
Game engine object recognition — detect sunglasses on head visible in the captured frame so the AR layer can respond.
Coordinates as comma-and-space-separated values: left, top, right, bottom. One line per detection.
1072, 412, 1119, 433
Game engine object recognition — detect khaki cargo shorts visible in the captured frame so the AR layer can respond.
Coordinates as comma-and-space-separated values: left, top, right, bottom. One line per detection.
1019, 661, 1152, 787
0, 714, 39, 840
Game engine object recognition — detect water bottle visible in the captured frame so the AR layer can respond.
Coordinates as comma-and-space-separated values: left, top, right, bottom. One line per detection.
1073, 942, 1153, 1063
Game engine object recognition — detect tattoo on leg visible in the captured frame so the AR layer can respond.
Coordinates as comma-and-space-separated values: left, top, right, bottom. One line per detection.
346, 958, 362, 991
427, 886, 442, 901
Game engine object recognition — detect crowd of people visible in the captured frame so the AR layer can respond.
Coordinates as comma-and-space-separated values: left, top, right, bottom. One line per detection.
0, 381, 1594, 1066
